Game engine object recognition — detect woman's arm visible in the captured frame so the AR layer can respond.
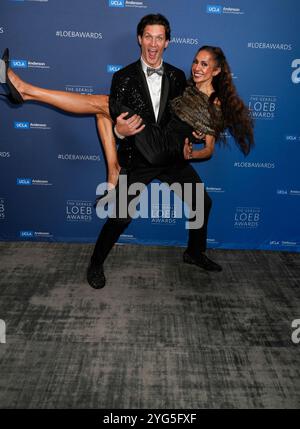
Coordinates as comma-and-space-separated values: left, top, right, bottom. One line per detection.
183, 135, 215, 160
96, 113, 120, 189
192, 134, 215, 159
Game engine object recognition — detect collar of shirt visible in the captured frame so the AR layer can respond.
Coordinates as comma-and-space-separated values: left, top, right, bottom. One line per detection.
140, 57, 163, 76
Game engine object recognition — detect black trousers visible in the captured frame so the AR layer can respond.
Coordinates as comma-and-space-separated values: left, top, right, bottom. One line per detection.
91, 162, 212, 265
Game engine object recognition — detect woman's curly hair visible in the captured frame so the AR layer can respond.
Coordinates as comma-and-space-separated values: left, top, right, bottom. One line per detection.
191, 46, 254, 155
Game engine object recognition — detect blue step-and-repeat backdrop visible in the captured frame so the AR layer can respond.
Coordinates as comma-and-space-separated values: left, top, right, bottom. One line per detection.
0, 0, 299, 252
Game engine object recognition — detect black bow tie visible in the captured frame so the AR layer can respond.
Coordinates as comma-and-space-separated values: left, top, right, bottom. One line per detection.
146, 66, 164, 77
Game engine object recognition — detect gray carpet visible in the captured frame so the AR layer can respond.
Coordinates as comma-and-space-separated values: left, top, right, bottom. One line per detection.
0, 242, 299, 409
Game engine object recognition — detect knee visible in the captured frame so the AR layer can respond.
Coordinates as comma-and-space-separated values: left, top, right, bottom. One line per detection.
94, 95, 109, 115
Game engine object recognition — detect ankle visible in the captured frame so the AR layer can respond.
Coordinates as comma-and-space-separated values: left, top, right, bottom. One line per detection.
21, 82, 35, 101
8, 69, 27, 100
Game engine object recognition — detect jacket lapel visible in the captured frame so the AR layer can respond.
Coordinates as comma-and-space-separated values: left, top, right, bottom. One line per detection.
134, 60, 170, 124
157, 70, 169, 125
136, 61, 156, 123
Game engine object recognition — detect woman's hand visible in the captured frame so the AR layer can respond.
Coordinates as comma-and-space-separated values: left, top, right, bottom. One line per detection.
183, 138, 193, 160
183, 135, 215, 160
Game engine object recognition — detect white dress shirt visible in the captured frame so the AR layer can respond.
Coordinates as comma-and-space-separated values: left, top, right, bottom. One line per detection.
140, 57, 163, 121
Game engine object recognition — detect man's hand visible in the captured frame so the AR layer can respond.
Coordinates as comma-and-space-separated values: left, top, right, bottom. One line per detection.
183, 138, 193, 160
115, 112, 145, 137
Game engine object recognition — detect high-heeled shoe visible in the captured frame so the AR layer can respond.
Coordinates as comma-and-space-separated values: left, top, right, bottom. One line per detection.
0, 48, 24, 105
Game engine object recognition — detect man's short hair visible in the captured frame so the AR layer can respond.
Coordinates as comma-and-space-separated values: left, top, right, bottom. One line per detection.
137, 14, 171, 41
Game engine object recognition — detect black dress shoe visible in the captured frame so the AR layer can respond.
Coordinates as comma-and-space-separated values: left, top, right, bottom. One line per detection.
183, 250, 222, 272
0, 48, 24, 105
87, 262, 106, 289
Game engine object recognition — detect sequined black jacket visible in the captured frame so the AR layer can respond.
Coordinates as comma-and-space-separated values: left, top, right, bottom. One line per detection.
109, 60, 186, 168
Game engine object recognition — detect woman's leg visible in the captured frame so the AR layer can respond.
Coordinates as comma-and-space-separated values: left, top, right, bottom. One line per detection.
96, 113, 120, 189
7, 68, 109, 115
7, 69, 119, 184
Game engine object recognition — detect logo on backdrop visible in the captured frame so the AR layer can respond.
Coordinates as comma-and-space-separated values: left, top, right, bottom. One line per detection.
270, 240, 299, 249
108, 0, 148, 9
10, 0, 49, 3
58, 154, 101, 162
269, 241, 281, 246
151, 203, 177, 226
0, 152, 10, 159
206, 4, 244, 15
14, 121, 29, 129
277, 189, 300, 197
14, 121, 51, 130
282, 241, 298, 248
170, 36, 199, 46
234, 207, 261, 229
286, 135, 300, 142
66, 200, 93, 222
234, 161, 275, 169
56, 30, 103, 40
16, 178, 52, 186
207, 238, 219, 246
17, 178, 32, 186
10, 59, 50, 70
120, 234, 136, 242
20, 231, 53, 239
248, 95, 277, 120
65, 85, 94, 94
107, 65, 123, 73
0, 198, 5, 221
247, 42, 292, 51
206, 187, 225, 193
281, 241, 299, 248
109, 0, 125, 6
10, 60, 27, 69
0, 27, 4, 34
291, 59, 300, 84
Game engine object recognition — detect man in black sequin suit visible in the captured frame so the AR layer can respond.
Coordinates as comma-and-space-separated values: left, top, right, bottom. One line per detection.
87, 14, 222, 289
